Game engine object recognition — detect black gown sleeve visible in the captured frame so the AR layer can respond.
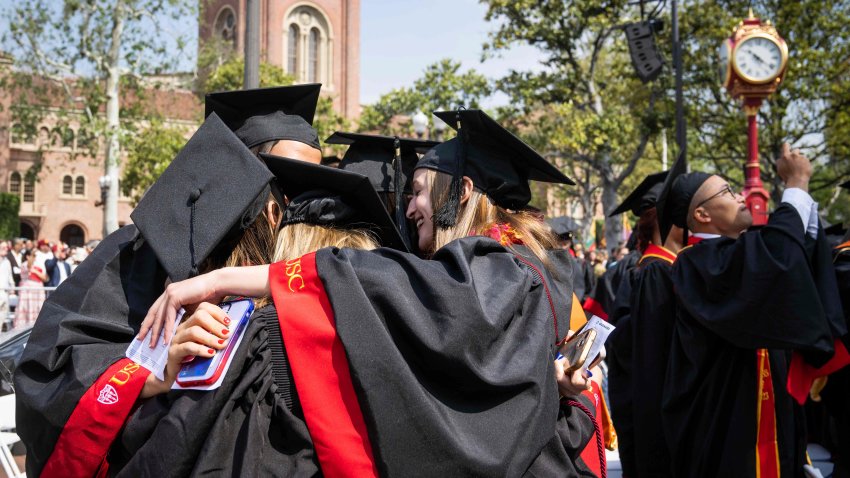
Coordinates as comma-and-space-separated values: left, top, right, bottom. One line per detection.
14, 225, 167, 476
672, 204, 844, 362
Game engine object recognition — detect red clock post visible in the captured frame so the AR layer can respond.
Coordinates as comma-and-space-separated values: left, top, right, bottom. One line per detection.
719, 9, 788, 225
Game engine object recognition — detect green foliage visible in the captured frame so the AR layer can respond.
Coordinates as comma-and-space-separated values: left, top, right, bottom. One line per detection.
0, 193, 21, 240
359, 59, 492, 136
483, 0, 664, 246
0, 0, 196, 233
680, 0, 850, 224
121, 118, 187, 205
202, 57, 296, 93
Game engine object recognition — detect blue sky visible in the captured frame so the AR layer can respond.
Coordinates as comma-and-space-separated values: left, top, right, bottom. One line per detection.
360, 0, 544, 106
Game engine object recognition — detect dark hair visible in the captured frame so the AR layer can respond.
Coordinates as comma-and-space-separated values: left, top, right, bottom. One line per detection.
635, 207, 658, 253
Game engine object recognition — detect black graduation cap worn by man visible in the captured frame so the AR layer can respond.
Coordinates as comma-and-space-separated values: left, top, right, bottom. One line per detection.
259, 153, 408, 252
326, 131, 439, 250
205, 84, 322, 150
655, 154, 848, 477
14, 113, 276, 476
416, 109, 574, 228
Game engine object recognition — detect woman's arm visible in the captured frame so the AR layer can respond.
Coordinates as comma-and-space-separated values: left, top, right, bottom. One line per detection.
138, 265, 270, 347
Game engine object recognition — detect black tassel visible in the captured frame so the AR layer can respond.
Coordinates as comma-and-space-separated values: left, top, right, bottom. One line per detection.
392, 136, 411, 250
434, 112, 464, 229
189, 188, 201, 277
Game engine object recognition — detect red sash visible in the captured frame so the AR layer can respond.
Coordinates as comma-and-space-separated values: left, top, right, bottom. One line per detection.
270, 254, 378, 478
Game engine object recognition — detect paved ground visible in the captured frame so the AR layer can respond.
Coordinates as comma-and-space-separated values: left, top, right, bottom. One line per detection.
605, 445, 835, 477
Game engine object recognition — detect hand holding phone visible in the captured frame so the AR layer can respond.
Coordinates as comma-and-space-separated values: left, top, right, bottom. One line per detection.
176, 299, 254, 387
559, 328, 598, 374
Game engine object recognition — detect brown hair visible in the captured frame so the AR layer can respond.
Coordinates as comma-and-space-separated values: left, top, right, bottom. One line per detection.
423, 169, 558, 265
634, 207, 658, 253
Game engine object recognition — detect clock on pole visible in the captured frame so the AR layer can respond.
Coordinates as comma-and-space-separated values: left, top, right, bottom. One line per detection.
720, 9, 788, 225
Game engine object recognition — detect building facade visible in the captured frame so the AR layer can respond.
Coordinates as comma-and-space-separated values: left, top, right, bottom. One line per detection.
0, 82, 201, 245
1, 0, 361, 244
200, 0, 361, 118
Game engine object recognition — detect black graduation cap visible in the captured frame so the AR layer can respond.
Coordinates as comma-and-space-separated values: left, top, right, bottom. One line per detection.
204, 84, 322, 149
656, 151, 712, 243
416, 109, 574, 228
326, 132, 439, 194
327, 132, 439, 251
547, 216, 580, 237
259, 153, 409, 252
608, 171, 669, 217
131, 113, 275, 281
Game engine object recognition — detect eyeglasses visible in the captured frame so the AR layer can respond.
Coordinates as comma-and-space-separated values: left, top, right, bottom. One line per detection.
695, 185, 736, 209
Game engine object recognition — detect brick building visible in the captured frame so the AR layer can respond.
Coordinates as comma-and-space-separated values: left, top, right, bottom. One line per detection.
1, 1, 360, 245
201, 0, 360, 118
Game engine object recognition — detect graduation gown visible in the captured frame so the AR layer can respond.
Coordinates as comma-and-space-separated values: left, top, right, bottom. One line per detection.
662, 204, 847, 477
14, 225, 168, 477
818, 238, 850, 474
606, 244, 676, 478
582, 251, 639, 320
21, 235, 601, 477
279, 237, 597, 476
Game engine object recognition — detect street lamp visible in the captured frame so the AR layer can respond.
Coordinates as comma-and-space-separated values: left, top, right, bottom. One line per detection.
433, 115, 447, 142
412, 110, 428, 139
98, 175, 111, 208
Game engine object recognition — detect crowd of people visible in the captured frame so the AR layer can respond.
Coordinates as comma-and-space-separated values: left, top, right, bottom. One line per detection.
7, 83, 850, 478
0, 238, 98, 330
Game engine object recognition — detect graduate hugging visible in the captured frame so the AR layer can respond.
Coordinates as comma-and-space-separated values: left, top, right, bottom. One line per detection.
15, 86, 609, 477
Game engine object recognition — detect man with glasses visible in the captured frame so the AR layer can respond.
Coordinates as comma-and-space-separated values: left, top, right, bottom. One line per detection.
654, 144, 848, 477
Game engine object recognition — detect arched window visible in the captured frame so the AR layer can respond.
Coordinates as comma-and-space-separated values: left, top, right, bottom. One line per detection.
62, 175, 73, 195
37, 127, 50, 147
284, 5, 333, 85
9, 172, 21, 195
308, 28, 320, 83
287, 24, 300, 76
75, 175, 85, 196
20, 222, 35, 240
60, 224, 86, 247
23, 175, 35, 202
214, 7, 237, 49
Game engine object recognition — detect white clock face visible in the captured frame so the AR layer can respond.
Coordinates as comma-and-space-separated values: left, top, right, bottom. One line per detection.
733, 36, 784, 82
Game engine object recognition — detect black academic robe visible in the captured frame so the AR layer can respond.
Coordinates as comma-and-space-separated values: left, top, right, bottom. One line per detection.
608, 245, 677, 478
14, 225, 168, 477
818, 238, 850, 475
583, 251, 639, 320
21, 235, 600, 477
571, 256, 596, 303
294, 238, 598, 476
662, 204, 847, 477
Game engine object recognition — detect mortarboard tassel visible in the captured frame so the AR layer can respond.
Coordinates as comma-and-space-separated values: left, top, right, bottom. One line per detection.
392, 136, 412, 250
434, 111, 465, 228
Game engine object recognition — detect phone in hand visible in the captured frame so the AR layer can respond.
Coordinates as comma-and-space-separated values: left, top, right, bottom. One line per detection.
175, 299, 254, 387
558, 328, 597, 374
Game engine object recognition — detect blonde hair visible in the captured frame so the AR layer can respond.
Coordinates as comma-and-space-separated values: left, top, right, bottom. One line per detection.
272, 223, 379, 263
423, 169, 558, 265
